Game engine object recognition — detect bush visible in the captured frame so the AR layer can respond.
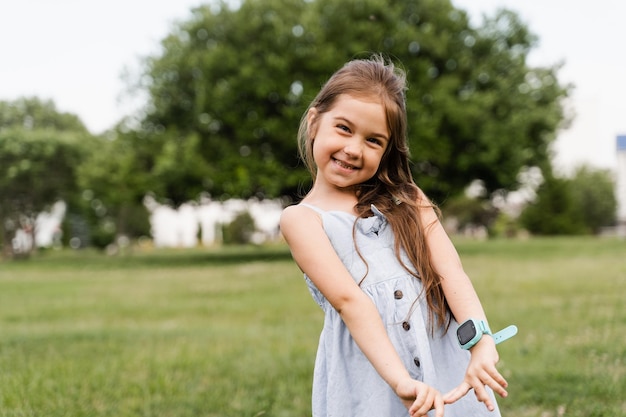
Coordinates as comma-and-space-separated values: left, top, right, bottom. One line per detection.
442, 195, 497, 228
490, 212, 522, 238
520, 175, 587, 235
520, 165, 617, 235
222, 211, 256, 245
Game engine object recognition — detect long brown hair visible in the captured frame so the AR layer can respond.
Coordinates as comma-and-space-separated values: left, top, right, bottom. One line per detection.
298, 55, 451, 332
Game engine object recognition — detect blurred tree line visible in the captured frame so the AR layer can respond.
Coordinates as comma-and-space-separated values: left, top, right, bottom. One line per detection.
0, 0, 618, 258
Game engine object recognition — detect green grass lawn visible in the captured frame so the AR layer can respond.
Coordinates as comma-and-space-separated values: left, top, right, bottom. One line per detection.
0, 238, 624, 417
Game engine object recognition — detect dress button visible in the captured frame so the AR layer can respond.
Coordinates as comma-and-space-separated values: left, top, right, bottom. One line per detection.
414, 357, 421, 367
402, 321, 411, 331
394, 290, 403, 299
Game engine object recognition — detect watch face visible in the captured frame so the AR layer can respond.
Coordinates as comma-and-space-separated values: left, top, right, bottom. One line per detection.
457, 320, 477, 345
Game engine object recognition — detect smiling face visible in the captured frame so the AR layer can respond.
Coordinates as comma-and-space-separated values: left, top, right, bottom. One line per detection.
308, 94, 390, 193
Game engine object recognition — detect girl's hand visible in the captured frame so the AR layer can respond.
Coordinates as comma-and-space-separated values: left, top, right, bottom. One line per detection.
443, 336, 508, 411
396, 378, 445, 417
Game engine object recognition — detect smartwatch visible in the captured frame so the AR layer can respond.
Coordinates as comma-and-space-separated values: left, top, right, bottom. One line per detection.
457, 318, 518, 350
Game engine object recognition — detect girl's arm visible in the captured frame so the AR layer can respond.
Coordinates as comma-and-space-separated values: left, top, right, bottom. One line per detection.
416, 195, 508, 411
280, 205, 444, 417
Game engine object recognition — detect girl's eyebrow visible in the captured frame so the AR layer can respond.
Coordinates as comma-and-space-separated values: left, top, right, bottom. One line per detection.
333, 116, 389, 141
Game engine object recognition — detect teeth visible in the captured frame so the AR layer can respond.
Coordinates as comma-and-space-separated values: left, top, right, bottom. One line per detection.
335, 159, 355, 169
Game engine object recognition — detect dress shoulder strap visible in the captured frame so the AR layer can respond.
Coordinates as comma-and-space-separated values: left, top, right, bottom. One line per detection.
298, 203, 325, 214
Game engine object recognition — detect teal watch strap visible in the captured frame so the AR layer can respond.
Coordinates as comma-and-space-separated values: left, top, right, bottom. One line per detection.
457, 319, 518, 350
492, 325, 518, 345
476, 319, 492, 336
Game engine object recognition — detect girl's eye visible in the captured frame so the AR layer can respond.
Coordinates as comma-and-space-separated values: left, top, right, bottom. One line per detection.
337, 124, 351, 133
367, 137, 382, 146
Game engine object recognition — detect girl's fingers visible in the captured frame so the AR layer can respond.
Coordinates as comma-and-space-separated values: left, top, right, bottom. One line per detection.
473, 384, 496, 412
445, 374, 508, 411
432, 393, 445, 417
409, 388, 428, 415
409, 388, 444, 417
443, 382, 471, 404
480, 367, 508, 398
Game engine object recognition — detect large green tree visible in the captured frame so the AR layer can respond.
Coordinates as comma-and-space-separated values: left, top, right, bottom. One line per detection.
129, 0, 568, 205
0, 98, 96, 257
76, 129, 155, 247
0, 97, 89, 134
0, 98, 94, 257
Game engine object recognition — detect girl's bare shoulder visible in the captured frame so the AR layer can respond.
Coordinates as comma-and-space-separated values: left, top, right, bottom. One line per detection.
280, 204, 322, 230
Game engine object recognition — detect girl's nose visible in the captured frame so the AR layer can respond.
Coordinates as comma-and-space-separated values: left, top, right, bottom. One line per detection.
343, 139, 363, 158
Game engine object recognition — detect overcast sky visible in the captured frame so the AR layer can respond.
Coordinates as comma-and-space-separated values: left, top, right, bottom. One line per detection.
1, 0, 624, 173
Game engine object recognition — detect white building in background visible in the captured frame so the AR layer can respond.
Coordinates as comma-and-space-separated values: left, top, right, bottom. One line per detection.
144, 196, 283, 248
35, 201, 66, 247
616, 135, 626, 225
28, 197, 283, 251
143, 200, 200, 248
12, 201, 66, 252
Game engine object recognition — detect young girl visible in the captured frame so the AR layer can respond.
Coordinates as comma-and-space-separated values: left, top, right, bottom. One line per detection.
280, 55, 509, 417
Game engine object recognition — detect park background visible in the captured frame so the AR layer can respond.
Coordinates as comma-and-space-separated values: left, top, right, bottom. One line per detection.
1, 0, 625, 416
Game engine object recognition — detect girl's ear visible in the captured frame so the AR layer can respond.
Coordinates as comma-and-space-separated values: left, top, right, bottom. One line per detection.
307, 107, 319, 139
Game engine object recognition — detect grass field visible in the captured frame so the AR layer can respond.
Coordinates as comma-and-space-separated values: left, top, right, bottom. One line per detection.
0, 237, 624, 417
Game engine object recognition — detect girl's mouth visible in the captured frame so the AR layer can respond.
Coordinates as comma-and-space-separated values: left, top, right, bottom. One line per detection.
333, 158, 358, 170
